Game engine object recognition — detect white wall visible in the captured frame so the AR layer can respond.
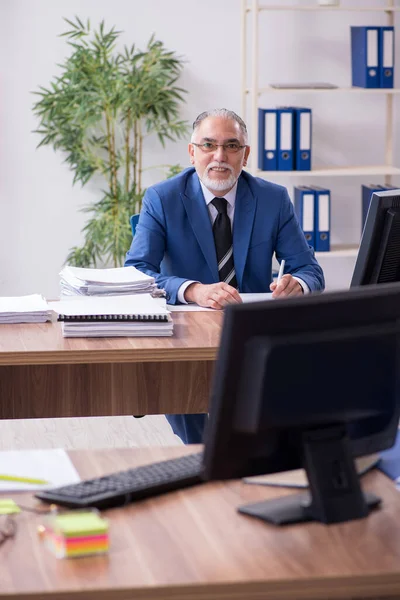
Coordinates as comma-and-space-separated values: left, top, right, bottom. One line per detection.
0, 0, 399, 297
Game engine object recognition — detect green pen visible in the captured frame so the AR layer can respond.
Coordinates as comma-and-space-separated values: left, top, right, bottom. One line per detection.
0, 474, 49, 485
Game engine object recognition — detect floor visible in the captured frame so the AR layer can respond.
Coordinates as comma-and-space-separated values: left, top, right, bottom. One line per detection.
0, 415, 182, 451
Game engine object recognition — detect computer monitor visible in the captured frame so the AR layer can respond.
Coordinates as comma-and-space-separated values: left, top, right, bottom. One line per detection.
351, 188, 400, 286
202, 283, 400, 526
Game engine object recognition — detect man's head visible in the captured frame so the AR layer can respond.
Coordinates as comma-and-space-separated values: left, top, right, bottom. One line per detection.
189, 109, 250, 196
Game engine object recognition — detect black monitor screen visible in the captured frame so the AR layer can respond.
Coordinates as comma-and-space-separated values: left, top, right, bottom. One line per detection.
202, 283, 400, 526
352, 189, 400, 286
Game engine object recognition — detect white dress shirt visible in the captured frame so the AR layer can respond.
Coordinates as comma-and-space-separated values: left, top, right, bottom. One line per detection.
177, 180, 309, 303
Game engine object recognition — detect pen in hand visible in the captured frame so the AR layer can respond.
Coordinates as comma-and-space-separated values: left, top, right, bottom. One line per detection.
277, 259, 286, 284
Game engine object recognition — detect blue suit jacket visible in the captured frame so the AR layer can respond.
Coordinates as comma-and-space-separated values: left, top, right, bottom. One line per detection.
125, 168, 324, 303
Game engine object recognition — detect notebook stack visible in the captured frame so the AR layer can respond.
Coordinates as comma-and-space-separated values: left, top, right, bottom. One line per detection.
59, 266, 162, 297
49, 293, 173, 337
0, 294, 52, 324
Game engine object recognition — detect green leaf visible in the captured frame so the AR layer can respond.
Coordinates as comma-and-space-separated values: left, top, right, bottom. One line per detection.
32, 17, 188, 267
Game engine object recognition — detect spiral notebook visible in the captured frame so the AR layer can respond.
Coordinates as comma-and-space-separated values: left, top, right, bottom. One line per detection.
49, 294, 173, 337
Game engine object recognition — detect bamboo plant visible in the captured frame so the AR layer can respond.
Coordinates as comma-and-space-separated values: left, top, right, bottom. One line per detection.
32, 17, 188, 267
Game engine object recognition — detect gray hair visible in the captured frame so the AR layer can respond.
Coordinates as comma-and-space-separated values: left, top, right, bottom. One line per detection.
192, 109, 248, 143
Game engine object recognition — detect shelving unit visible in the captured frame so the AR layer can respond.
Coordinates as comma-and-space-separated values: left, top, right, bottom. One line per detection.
253, 4, 400, 10
241, 0, 399, 270
257, 86, 400, 93
256, 166, 400, 178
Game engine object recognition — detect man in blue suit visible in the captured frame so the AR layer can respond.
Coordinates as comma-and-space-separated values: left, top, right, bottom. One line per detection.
125, 108, 324, 443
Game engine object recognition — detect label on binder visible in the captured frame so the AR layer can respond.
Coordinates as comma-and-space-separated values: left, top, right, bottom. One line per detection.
300, 112, 311, 150
303, 194, 314, 232
280, 113, 292, 149
383, 29, 394, 67
318, 194, 330, 232
265, 112, 277, 151
367, 29, 378, 67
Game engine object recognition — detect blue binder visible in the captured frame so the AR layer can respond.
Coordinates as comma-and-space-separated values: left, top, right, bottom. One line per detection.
351, 26, 380, 88
277, 108, 294, 170
294, 186, 315, 248
293, 107, 312, 171
379, 26, 395, 88
361, 184, 383, 234
361, 184, 397, 233
309, 185, 330, 252
257, 108, 278, 171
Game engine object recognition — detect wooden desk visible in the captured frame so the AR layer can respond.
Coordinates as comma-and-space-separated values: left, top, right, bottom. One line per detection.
0, 312, 222, 419
2, 445, 400, 600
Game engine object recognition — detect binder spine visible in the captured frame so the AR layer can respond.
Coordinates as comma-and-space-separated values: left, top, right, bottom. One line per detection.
380, 26, 394, 89
277, 108, 294, 170
293, 107, 312, 171
362, 184, 397, 234
258, 108, 278, 170
312, 186, 331, 252
351, 26, 380, 88
361, 184, 381, 234
294, 186, 315, 249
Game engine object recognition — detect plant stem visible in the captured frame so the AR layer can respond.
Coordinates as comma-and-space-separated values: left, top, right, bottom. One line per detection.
133, 118, 138, 195
138, 118, 143, 199
105, 108, 116, 198
111, 116, 119, 267
125, 108, 131, 195
111, 116, 118, 198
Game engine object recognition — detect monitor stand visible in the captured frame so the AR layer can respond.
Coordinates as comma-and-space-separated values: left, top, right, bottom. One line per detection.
238, 425, 381, 526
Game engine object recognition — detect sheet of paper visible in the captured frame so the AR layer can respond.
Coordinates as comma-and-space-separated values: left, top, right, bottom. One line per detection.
240, 293, 273, 303
0, 449, 81, 492
0, 294, 49, 313
61, 265, 153, 284
167, 293, 273, 311
167, 304, 215, 312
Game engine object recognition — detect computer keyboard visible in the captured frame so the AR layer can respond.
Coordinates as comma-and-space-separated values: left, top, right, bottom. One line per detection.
35, 452, 204, 509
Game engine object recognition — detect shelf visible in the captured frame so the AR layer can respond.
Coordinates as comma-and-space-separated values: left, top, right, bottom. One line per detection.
242, 2, 397, 288
315, 245, 358, 258
256, 166, 400, 178
253, 87, 400, 95
256, 5, 400, 12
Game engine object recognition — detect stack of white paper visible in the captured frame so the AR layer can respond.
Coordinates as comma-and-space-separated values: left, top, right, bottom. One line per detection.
59, 266, 162, 297
49, 293, 173, 337
0, 294, 51, 324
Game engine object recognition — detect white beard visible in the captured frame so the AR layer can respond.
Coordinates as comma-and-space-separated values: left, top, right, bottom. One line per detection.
201, 162, 238, 192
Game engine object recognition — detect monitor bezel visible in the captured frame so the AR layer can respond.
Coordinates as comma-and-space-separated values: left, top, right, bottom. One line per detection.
352, 189, 400, 287
203, 282, 400, 482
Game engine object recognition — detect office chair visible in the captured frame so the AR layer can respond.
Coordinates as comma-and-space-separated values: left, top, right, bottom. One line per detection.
130, 214, 140, 236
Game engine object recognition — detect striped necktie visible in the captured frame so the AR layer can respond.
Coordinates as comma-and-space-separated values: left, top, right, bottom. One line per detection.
211, 197, 238, 288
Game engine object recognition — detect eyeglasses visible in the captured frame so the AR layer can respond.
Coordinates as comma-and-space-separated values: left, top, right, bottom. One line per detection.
0, 516, 16, 547
192, 142, 247, 154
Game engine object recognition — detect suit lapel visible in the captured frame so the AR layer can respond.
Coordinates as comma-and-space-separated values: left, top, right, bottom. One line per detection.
181, 173, 219, 280
233, 176, 257, 288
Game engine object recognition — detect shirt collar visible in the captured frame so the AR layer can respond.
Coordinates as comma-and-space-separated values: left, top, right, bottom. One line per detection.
199, 179, 238, 209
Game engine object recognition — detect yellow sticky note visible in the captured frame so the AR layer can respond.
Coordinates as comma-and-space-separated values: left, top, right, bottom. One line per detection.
0, 499, 21, 514
53, 512, 108, 537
